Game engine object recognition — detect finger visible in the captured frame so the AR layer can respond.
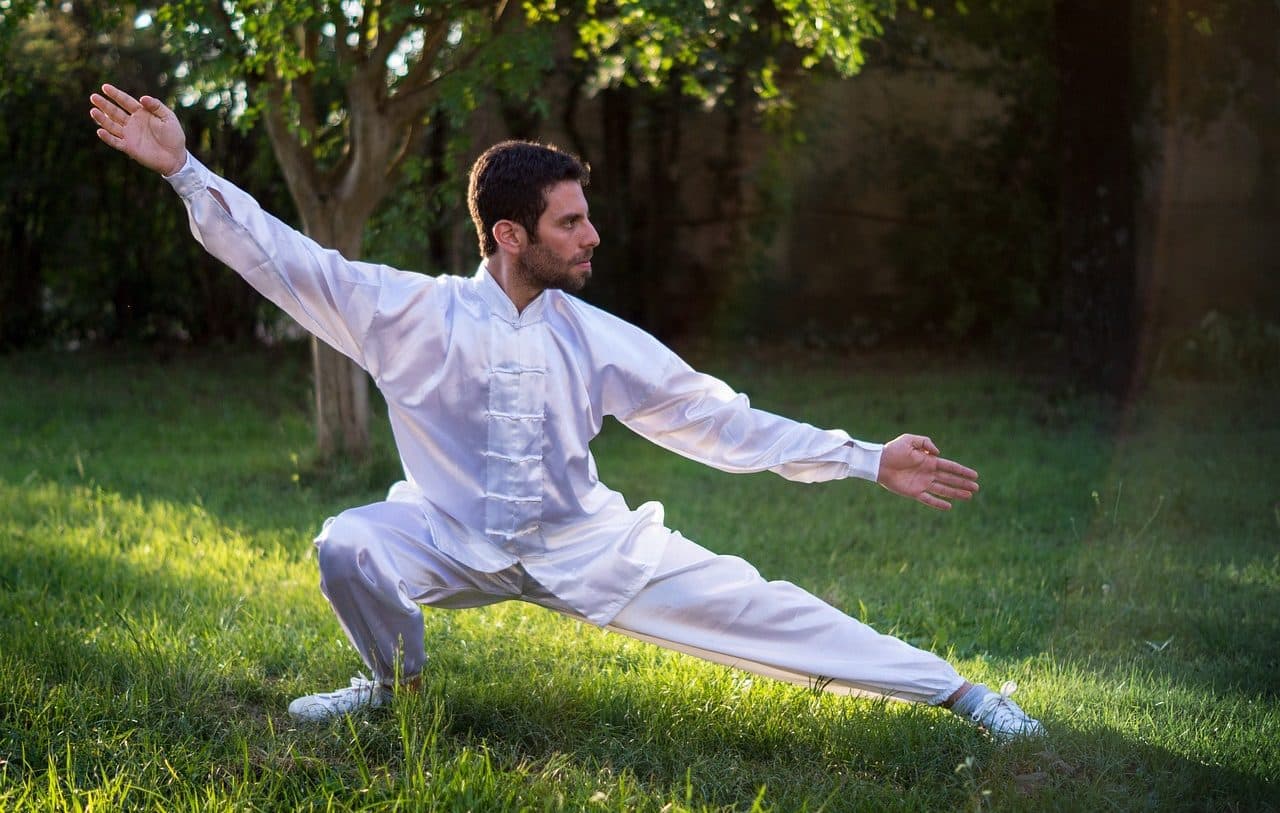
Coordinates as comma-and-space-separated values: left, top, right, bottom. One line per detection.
935, 457, 978, 481
89, 107, 125, 138
918, 492, 951, 511
140, 95, 170, 120
927, 482, 974, 501
917, 436, 941, 456
89, 92, 128, 124
933, 471, 979, 492
102, 83, 142, 114
96, 128, 126, 150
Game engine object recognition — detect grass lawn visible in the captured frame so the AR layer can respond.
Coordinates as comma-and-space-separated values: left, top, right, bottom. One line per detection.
0, 345, 1276, 811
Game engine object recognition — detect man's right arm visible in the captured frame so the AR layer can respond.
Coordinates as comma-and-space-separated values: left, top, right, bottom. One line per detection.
162, 152, 384, 372
90, 84, 390, 374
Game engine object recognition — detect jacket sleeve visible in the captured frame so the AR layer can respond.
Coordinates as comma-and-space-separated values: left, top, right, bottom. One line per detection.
164, 152, 395, 377
613, 345, 883, 484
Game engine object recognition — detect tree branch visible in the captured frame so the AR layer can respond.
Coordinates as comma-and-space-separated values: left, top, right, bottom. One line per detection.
261, 77, 323, 217
387, 21, 449, 125
333, 5, 357, 68
389, 0, 515, 118
370, 17, 413, 69
356, 0, 374, 56
297, 25, 320, 136
387, 116, 429, 181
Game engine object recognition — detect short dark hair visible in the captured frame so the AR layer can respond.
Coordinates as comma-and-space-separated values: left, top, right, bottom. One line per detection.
467, 140, 590, 257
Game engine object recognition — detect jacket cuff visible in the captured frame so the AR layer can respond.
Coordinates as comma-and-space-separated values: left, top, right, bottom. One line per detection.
844, 439, 884, 482
162, 151, 205, 198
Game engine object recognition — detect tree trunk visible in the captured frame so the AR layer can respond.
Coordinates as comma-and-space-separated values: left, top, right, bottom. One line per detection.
0, 207, 44, 349
304, 218, 371, 459
312, 336, 371, 458
642, 83, 684, 337
1054, 0, 1139, 396
259, 75, 391, 460
596, 86, 639, 323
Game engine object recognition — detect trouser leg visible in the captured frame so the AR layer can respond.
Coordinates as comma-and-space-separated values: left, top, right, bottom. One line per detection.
600, 532, 965, 705
314, 500, 520, 685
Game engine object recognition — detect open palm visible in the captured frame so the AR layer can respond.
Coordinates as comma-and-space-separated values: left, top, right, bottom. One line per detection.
876, 434, 979, 511
89, 84, 186, 176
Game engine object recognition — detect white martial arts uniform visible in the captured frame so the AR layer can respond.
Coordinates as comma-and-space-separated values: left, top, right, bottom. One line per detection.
165, 154, 965, 706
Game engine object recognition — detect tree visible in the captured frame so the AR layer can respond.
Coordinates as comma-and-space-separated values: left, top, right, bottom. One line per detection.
153, 0, 550, 456
871, 3, 1057, 348
1053, 0, 1137, 396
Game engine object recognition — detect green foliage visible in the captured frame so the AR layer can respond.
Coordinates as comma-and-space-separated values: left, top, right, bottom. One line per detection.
887, 117, 1057, 342
362, 122, 472, 272
576, 0, 894, 109
0, 0, 918, 347
1, 348, 1278, 809
152, 0, 554, 168
877, 0, 1278, 352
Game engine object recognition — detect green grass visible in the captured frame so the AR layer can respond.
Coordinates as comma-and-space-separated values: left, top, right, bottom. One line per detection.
1, 345, 1276, 811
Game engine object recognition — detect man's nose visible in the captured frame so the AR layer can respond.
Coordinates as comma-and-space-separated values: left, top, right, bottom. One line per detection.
583, 219, 600, 248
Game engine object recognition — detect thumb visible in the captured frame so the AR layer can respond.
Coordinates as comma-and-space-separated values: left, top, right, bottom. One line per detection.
914, 435, 940, 456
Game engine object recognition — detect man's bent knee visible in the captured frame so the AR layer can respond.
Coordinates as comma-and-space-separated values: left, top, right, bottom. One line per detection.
315, 513, 378, 586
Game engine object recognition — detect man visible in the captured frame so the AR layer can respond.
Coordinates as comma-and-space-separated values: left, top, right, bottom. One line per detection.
89, 84, 1045, 741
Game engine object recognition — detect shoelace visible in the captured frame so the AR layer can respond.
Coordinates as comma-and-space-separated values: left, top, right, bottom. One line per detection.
316, 674, 381, 701
971, 682, 1021, 722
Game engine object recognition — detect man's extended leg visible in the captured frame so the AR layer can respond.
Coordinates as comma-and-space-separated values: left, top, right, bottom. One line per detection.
595, 532, 1043, 738
600, 532, 960, 703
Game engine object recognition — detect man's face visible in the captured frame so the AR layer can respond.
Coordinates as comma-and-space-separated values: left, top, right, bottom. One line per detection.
516, 180, 599, 294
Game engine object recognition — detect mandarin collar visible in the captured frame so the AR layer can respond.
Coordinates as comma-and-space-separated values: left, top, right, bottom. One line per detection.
474, 263, 548, 326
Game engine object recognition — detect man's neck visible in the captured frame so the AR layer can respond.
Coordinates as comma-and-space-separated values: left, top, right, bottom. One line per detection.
486, 256, 542, 313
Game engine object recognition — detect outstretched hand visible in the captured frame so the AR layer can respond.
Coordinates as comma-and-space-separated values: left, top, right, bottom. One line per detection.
876, 434, 979, 511
89, 84, 186, 176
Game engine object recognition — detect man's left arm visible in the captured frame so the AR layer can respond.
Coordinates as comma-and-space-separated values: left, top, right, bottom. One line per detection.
615, 350, 876, 482
616, 354, 978, 509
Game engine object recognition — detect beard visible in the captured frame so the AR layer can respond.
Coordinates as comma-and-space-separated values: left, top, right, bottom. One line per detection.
516, 241, 592, 294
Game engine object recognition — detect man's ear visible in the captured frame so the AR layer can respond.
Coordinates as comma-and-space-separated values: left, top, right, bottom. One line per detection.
492, 219, 525, 253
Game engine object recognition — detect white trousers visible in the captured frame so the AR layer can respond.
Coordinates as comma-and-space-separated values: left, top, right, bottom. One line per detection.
315, 500, 965, 706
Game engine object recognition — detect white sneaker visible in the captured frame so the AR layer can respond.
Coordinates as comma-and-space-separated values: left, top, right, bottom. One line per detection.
288, 676, 390, 722
969, 682, 1046, 742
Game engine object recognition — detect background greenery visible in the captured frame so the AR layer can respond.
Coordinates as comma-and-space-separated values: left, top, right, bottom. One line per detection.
1, 348, 1276, 810
3, 1, 1277, 392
